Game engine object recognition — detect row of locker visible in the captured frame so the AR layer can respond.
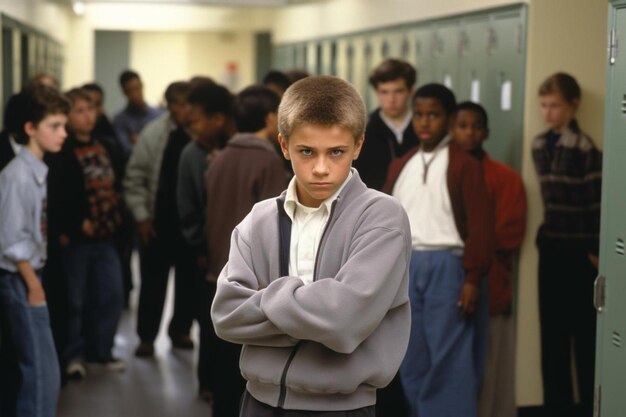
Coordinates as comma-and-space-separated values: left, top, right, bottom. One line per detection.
1, 14, 64, 108
272, 4, 527, 170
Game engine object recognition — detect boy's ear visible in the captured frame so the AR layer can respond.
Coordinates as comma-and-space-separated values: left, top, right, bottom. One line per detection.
353, 135, 365, 160
278, 134, 290, 160
24, 121, 36, 138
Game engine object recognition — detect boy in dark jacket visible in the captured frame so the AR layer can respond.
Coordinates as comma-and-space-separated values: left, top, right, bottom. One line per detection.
354, 58, 418, 191
202, 85, 286, 416
47, 88, 125, 378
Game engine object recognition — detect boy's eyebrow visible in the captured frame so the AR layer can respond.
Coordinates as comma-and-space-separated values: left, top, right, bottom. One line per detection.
293, 144, 349, 150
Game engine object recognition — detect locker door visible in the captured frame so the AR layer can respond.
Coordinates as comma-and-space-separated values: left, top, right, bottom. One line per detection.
349, 35, 367, 98
362, 35, 378, 112
431, 20, 459, 92
482, 7, 527, 169
305, 41, 317, 75
412, 26, 434, 84
595, 3, 626, 416
457, 16, 489, 103
382, 29, 405, 59
335, 38, 350, 81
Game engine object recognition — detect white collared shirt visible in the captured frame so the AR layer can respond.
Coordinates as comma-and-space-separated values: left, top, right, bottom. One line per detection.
8, 135, 22, 155
283, 170, 353, 284
380, 110, 412, 145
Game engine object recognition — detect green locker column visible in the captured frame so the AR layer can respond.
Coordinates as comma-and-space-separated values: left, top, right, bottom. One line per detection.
430, 20, 460, 92
411, 25, 434, 84
271, 45, 286, 71
456, 15, 489, 103
382, 29, 405, 60
305, 41, 317, 76
482, 6, 527, 169
335, 38, 350, 82
595, 2, 626, 416
349, 35, 368, 102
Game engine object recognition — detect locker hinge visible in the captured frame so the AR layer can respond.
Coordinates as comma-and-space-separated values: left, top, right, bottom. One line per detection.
609, 29, 618, 65
594, 384, 601, 417
594, 275, 606, 313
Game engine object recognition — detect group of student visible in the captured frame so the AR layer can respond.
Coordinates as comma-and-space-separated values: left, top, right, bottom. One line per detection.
0, 56, 601, 417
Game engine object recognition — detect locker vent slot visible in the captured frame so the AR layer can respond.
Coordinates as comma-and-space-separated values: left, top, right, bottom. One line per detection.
381, 40, 389, 57
622, 95, 626, 115
612, 331, 622, 348
617, 238, 625, 255
401, 36, 410, 58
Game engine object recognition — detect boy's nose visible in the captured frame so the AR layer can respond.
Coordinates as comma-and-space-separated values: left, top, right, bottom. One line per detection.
313, 157, 329, 175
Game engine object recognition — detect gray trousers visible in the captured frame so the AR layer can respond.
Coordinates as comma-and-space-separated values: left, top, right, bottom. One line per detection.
478, 314, 516, 417
239, 391, 375, 417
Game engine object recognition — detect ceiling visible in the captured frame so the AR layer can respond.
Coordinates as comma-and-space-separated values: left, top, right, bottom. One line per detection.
73, 0, 320, 6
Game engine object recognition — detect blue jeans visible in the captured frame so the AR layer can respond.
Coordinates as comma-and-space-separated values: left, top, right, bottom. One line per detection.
63, 241, 123, 363
0, 270, 60, 417
400, 249, 486, 417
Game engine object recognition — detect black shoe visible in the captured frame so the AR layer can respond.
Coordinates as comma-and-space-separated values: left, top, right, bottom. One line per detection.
134, 342, 155, 357
171, 335, 194, 350
199, 388, 214, 403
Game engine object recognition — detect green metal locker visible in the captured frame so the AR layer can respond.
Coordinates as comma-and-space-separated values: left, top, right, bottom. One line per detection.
481, 7, 527, 170
594, 2, 626, 416
412, 26, 434, 84
430, 20, 460, 92
456, 15, 489, 103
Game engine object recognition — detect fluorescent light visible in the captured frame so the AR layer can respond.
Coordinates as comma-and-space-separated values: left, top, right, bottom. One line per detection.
73, 1, 86, 15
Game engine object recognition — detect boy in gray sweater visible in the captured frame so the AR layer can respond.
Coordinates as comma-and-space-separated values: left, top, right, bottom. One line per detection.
211, 76, 412, 416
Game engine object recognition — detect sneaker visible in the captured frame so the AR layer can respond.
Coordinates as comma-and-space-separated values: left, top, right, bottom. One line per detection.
65, 361, 87, 380
135, 342, 155, 357
103, 357, 126, 372
87, 357, 126, 372
171, 334, 194, 350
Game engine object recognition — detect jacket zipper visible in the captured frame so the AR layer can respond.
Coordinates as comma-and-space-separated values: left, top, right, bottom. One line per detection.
276, 198, 339, 408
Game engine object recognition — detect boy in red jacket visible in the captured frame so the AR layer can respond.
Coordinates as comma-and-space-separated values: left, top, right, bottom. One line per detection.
451, 101, 527, 417
384, 84, 495, 417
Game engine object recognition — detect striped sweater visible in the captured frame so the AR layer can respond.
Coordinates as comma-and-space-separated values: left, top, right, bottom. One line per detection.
532, 121, 602, 253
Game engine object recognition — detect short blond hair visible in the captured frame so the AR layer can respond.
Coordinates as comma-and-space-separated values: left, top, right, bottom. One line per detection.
278, 75, 366, 142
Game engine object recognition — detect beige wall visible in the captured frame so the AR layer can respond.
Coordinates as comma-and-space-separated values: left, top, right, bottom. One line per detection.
129, 30, 256, 106
517, 0, 608, 405
271, 0, 529, 42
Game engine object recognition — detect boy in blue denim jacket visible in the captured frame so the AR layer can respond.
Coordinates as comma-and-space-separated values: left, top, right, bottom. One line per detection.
0, 85, 69, 417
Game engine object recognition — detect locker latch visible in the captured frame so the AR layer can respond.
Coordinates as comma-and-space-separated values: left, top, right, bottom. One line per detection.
594, 275, 606, 313
609, 29, 618, 65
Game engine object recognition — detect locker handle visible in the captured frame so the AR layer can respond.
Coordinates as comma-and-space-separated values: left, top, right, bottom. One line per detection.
594, 275, 606, 313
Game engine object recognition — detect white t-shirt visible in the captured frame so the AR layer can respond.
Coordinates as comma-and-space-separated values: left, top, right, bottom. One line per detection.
392, 140, 463, 250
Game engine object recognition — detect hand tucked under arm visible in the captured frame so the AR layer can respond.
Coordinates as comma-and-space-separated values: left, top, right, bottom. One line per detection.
210, 226, 299, 347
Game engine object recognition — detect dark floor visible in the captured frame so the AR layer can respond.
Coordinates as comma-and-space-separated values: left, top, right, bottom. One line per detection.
56, 259, 211, 417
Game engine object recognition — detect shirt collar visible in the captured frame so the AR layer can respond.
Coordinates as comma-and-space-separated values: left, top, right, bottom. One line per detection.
284, 169, 354, 220
380, 109, 412, 139
8, 135, 22, 155
18, 147, 48, 185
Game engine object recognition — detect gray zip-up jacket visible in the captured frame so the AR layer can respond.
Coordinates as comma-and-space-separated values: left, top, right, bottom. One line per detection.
211, 170, 411, 411
123, 112, 175, 222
